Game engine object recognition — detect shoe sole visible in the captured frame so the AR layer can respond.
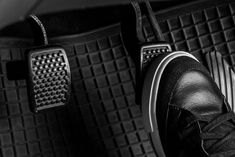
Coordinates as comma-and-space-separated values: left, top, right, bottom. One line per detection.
142, 51, 199, 157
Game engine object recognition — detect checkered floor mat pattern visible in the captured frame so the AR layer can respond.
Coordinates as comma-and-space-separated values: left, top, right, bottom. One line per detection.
0, 0, 234, 156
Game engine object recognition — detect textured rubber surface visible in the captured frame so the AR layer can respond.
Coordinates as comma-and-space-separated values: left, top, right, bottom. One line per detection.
0, 0, 235, 156
142, 0, 235, 110
0, 25, 153, 157
143, 0, 235, 63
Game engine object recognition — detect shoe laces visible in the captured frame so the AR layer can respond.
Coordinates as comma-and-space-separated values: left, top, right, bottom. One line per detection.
200, 111, 235, 156
180, 111, 235, 157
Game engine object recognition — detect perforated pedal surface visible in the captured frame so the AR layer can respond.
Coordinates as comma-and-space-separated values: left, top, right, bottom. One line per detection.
28, 46, 71, 112
140, 43, 172, 70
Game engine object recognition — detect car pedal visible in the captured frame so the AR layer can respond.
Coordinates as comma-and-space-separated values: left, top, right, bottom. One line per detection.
28, 46, 71, 112
27, 15, 71, 112
140, 43, 172, 72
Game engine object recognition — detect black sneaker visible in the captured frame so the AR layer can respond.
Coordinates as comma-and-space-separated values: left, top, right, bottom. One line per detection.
142, 51, 235, 157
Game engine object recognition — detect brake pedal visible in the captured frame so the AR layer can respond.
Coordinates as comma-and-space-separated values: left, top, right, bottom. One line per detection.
122, 1, 173, 104
140, 43, 172, 71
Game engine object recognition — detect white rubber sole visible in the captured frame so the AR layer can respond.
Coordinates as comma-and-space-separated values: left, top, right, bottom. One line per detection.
142, 51, 199, 157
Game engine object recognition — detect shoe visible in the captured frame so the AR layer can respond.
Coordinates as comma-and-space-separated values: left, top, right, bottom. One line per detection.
142, 51, 235, 157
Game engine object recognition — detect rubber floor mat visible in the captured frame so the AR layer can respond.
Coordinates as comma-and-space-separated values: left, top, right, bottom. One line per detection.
0, 0, 235, 157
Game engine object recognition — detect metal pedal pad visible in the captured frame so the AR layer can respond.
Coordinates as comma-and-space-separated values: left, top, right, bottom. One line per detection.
140, 43, 172, 71
28, 46, 71, 112
205, 51, 235, 111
